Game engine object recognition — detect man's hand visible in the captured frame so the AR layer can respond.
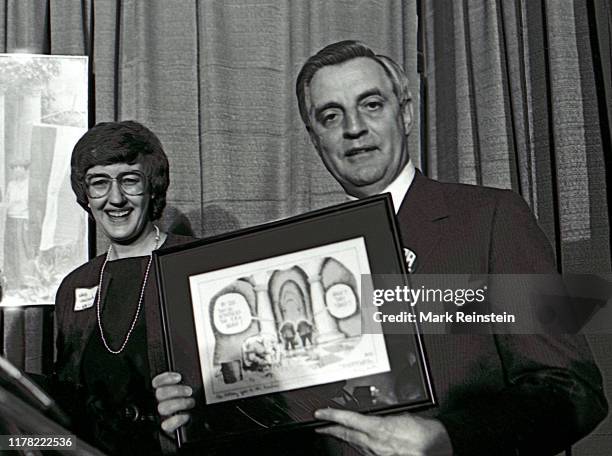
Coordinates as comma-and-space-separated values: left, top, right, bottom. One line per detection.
314, 408, 453, 456
152, 371, 195, 434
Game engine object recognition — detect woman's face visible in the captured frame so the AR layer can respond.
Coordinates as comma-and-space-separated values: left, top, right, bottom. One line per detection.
84, 162, 151, 244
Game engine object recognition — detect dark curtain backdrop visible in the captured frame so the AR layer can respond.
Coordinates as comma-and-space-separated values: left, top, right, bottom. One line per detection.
0, 0, 419, 239
424, 0, 611, 275
424, 1, 611, 454
1, 0, 610, 454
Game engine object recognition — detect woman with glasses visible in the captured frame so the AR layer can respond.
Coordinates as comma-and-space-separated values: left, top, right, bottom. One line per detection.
51, 121, 194, 455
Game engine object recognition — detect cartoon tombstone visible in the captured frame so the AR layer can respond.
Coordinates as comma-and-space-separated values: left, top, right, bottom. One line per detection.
209, 279, 259, 383
321, 257, 361, 337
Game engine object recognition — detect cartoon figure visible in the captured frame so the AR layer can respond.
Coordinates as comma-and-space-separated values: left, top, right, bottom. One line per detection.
297, 319, 314, 347
3, 160, 32, 290
279, 321, 297, 351
242, 334, 280, 371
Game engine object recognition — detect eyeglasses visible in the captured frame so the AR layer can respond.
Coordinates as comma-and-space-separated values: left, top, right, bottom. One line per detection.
84, 171, 147, 199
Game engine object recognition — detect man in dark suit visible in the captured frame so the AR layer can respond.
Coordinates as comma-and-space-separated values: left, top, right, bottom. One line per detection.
295, 40, 607, 455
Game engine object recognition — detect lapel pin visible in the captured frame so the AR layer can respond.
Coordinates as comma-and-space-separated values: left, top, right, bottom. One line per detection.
403, 248, 417, 273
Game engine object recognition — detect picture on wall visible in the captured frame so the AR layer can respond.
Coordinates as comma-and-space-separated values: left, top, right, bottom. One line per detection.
0, 54, 89, 306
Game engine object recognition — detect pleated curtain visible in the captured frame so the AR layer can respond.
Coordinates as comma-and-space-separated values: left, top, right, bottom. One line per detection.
424, 0, 610, 274
1, 0, 419, 239
423, 2, 611, 452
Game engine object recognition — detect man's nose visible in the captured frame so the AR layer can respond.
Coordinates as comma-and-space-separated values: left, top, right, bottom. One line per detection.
343, 110, 367, 139
107, 180, 126, 204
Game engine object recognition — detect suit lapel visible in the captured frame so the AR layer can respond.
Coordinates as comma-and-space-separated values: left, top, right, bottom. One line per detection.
396, 171, 449, 273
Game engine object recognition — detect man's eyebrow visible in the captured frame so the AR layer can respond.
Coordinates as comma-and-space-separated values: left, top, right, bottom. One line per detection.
313, 102, 343, 118
357, 89, 385, 102
313, 89, 386, 114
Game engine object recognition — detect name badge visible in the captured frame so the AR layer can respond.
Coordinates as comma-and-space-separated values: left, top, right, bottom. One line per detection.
74, 286, 98, 311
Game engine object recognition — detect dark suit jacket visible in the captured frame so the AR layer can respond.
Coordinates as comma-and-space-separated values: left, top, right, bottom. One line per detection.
209, 173, 607, 456
387, 171, 607, 455
229, 173, 606, 456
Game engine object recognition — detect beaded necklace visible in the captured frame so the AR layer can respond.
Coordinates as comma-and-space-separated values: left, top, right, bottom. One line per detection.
96, 225, 160, 355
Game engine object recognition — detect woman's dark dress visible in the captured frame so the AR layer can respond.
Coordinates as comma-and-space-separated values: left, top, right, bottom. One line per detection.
52, 233, 193, 455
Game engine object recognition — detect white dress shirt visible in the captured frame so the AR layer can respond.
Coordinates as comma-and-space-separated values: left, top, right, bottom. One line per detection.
348, 160, 416, 214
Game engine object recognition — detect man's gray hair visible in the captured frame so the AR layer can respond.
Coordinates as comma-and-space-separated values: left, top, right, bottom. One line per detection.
296, 40, 411, 129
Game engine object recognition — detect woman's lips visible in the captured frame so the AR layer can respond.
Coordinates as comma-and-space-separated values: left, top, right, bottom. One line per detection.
106, 209, 132, 220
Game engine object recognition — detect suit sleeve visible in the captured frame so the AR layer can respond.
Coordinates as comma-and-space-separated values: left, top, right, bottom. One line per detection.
437, 190, 608, 455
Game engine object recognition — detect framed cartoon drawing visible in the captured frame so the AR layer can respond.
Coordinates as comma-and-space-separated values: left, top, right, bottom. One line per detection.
155, 195, 434, 446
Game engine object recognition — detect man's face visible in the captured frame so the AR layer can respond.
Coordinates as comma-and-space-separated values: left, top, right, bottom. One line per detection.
306, 57, 412, 197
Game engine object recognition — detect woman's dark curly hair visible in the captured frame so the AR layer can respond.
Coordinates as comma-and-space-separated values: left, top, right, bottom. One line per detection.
70, 120, 169, 220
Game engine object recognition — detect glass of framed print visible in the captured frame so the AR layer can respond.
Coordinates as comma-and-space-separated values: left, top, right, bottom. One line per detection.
154, 194, 434, 447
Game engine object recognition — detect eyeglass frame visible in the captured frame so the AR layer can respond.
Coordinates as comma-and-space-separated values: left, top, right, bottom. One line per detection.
84, 170, 149, 199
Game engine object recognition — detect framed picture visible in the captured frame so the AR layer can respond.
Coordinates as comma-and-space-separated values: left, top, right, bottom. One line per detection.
155, 194, 434, 446
0, 54, 89, 306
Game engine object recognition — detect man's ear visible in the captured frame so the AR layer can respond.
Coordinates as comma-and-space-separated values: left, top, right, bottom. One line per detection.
401, 92, 414, 136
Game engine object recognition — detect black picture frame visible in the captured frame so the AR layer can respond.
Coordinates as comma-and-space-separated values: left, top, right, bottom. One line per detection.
154, 194, 434, 447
